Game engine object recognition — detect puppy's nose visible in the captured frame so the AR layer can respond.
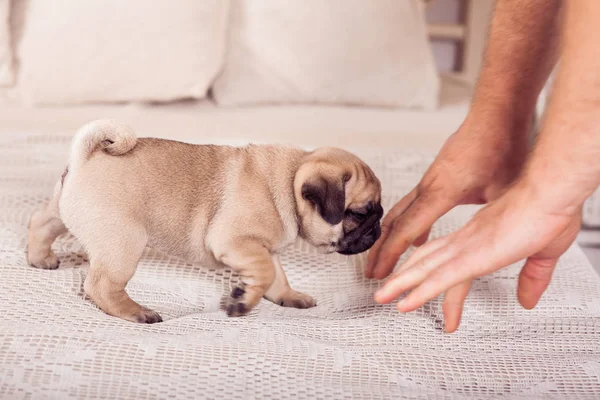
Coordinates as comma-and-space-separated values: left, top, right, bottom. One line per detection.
364, 222, 381, 240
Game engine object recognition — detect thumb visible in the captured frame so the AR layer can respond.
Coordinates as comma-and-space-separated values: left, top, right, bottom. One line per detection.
517, 256, 558, 310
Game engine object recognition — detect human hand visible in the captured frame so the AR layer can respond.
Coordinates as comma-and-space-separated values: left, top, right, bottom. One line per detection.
373, 182, 582, 333
365, 118, 529, 279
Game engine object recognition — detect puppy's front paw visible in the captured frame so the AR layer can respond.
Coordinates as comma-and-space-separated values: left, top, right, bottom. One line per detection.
226, 286, 251, 317
278, 289, 317, 309
28, 251, 60, 270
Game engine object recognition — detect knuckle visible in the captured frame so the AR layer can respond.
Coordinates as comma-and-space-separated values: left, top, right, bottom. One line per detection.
521, 262, 555, 281
380, 220, 393, 231
444, 242, 460, 258
389, 218, 403, 230
412, 259, 430, 273
444, 294, 465, 307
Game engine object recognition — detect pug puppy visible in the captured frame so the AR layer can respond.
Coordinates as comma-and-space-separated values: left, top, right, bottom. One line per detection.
27, 120, 383, 323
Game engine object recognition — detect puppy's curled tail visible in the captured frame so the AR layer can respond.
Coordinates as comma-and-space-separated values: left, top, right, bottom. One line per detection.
69, 119, 137, 172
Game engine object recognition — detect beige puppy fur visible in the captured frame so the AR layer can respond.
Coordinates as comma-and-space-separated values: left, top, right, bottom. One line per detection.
27, 120, 383, 323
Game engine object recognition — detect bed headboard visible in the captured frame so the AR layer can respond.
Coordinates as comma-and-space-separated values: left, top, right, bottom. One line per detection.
425, 0, 495, 84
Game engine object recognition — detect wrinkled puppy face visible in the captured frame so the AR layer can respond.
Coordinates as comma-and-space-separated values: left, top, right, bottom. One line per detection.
294, 148, 383, 255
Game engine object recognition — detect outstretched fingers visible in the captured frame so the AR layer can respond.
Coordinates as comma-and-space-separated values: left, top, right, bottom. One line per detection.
367, 192, 456, 280
366, 189, 417, 278
443, 281, 472, 333
393, 256, 474, 313
374, 234, 482, 333
518, 256, 558, 310
374, 237, 454, 304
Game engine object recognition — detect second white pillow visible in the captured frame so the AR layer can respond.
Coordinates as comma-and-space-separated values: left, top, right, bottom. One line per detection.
213, 0, 439, 110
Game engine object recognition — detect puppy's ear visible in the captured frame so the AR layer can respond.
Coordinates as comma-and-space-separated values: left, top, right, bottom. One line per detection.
302, 178, 345, 225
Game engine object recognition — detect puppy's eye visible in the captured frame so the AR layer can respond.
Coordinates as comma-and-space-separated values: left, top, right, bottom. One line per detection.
347, 210, 368, 221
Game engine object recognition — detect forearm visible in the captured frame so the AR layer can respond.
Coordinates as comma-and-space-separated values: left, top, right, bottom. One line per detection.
524, 0, 600, 214
467, 0, 562, 131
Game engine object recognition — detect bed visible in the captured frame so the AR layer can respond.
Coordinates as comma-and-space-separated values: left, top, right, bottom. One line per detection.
1, 1, 600, 398
1, 132, 600, 399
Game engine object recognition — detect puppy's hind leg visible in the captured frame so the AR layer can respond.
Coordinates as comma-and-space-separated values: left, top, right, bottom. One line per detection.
83, 223, 162, 324
27, 180, 68, 269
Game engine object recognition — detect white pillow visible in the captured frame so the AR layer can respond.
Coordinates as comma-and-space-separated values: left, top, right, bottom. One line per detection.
18, 0, 229, 105
0, 0, 14, 86
213, 0, 440, 110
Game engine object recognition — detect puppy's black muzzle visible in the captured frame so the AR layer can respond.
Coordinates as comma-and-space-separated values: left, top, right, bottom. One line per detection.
337, 204, 383, 255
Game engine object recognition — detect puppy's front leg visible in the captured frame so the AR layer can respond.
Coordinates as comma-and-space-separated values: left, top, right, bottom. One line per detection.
264, 255, 316, 309
219, 240, 275, 317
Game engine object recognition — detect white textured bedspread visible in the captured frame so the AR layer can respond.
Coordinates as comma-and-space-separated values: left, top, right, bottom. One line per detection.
1, 133, 600, 399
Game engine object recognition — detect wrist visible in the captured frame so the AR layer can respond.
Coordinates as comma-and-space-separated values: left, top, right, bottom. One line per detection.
469, 82, 538, 131
462, 106, 533, 142
458, 112, 532, 162
521, 114, 600, 216
519, 165, 587, 217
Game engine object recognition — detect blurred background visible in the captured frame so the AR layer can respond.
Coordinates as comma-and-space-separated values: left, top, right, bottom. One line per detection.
0, 0, 493, 150
1, 0, 600, 268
